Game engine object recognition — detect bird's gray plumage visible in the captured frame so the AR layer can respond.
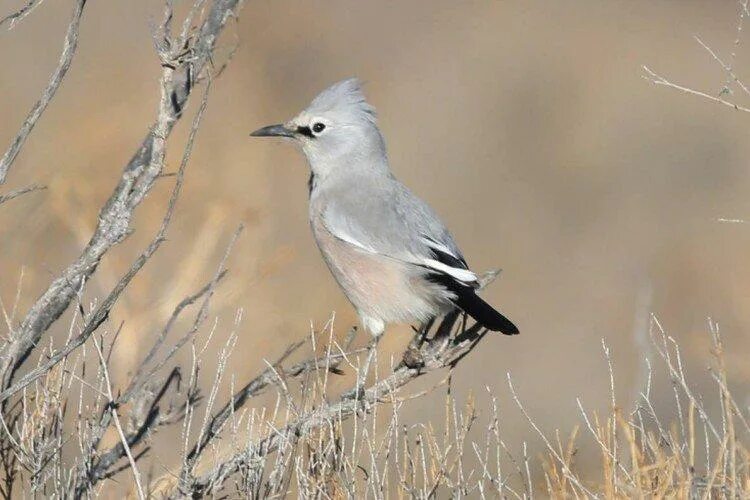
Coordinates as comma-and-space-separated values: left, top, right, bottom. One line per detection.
251, 78, 518, 337
316, 170, 467, 274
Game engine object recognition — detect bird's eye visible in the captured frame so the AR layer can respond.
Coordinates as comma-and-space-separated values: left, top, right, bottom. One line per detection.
312, 122, 326, 133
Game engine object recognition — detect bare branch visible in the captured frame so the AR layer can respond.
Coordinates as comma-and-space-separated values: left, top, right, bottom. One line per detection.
718, 0, 750, 96
74, 224, 241, 493
693, 35, 750, 98
0, 0, 87, 184
179, 309, 493, 496
122, 271, 227, 401
0, 76, 213, 403
0, 184, 45, 206
183, 331, 360, 471
0, 0, 46, 29
0, 0, 246, 395
91, 337, 146, 500
642, 65, 750, 113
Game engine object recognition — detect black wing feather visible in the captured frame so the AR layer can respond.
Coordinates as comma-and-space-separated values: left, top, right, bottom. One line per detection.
427, 273, 519, 335
421, 235, 475, 284
423, 242, 518, 335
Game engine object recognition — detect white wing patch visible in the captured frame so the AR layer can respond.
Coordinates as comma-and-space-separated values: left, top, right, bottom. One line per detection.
420, 237, 455, 257
421, 258, 478, 283
420, 235, 478, 284
331, 229, 378, 253
325, 218, 478, 285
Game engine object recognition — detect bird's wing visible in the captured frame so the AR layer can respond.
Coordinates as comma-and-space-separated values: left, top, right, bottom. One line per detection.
319, 175, 519, 335
320, 178, 478, 286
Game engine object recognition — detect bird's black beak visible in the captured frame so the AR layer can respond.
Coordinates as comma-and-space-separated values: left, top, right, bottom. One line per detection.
250, 124, 294, 138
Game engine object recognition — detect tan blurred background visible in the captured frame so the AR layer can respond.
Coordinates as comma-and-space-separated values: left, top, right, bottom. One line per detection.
2, 0, 750, 484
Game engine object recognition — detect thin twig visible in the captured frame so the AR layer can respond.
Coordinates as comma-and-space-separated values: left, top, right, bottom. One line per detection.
0, 0, 46, 29
91, 337, 146, 500
0, 184, 46, 206
0, 79, 213, 404
181, 310, 495, 496
642, 65, 750, 113
0, 0, 87, 183
693, 35, 750, 98
0, 0, 246, 396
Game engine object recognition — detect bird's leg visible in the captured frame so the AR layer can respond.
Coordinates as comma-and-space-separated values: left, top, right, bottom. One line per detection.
358, 331, 382, 393
414, 317, 435, 348
343, 323, 383, 401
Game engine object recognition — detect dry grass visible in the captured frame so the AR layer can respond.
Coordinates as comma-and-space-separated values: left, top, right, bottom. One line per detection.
533, 318, 750, 499
253, 315, 750, 499
3, 287, 749, 498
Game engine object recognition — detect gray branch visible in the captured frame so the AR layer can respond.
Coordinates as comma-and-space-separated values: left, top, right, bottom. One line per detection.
0, 183, 46, 206
176, 309, 491, 496
0, 75, 213, 405
0, 0, 87, 184
0, 0, 246, 395
182, 329, 360, 474
0, 0, 47, 29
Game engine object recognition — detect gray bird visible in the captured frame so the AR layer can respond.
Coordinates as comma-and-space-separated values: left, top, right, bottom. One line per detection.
251, 78, 518, 338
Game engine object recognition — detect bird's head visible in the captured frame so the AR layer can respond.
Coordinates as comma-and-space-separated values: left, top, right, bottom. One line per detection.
251, 78, 387, 179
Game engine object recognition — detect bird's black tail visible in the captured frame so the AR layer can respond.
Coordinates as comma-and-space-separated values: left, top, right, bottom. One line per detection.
428, 273, 519, 335
453, 288, 519, 335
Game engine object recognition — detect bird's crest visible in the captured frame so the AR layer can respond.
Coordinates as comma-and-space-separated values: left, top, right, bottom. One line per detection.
305, 78, 376, 124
